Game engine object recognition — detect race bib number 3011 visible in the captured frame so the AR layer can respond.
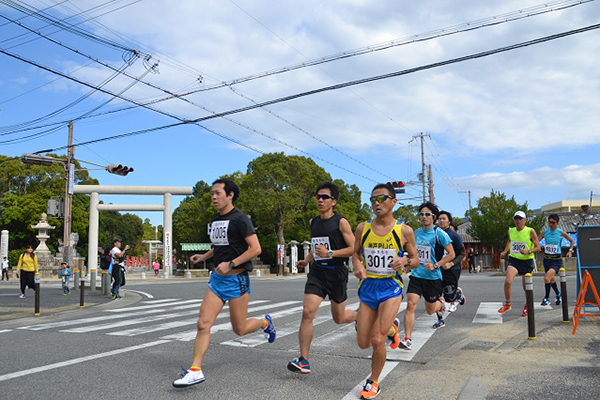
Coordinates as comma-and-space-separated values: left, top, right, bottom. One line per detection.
209, 221, 230, 246
416, 245, 431, 265
364, 248, 397, 275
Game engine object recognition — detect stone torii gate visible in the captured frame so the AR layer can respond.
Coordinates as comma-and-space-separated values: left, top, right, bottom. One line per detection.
74, 185, 192, 287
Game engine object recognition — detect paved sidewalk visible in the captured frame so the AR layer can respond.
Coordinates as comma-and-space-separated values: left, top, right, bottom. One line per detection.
387, 307, 600, 400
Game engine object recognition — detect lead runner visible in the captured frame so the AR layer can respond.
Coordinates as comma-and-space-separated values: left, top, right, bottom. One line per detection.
173, 178, 276, 388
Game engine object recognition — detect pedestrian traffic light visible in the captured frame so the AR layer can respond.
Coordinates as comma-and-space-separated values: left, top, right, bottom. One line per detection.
388, 181, 405, 194
106, 164, 134, 176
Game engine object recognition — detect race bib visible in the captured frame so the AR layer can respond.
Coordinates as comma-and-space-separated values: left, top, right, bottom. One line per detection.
311, 237, 332, 261
511, 241, 526, 254
364, 247, 396, 275
417, 245, 431, 265
544, 244, 559, 255
209, 221, 230, 246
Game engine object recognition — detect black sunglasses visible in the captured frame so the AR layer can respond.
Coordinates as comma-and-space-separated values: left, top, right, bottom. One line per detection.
316, 194, 335, 200
514, 216, 524, 220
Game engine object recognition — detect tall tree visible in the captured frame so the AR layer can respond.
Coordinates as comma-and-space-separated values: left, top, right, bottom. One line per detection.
468, 190, 544, 268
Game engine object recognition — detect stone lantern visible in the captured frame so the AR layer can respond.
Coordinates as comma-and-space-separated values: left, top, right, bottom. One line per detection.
31, 213, 54, 255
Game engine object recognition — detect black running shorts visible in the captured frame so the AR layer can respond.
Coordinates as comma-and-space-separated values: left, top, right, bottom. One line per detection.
407, 275, 442, 303
304, 265, 349, 304
507, 256, 535, 276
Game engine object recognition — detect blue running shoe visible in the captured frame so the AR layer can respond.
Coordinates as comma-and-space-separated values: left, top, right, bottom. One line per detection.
287, 357, 311, 374
555, 292, 562, 306
541, 298, 550, 306
433, 319, 445, 329
263, 314, 276, 343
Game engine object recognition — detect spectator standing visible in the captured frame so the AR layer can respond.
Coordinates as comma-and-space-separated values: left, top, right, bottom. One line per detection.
16, 245, 38, 298
60, 261, 71, 295
153, 260, 160, 276
1, 256, 9, 281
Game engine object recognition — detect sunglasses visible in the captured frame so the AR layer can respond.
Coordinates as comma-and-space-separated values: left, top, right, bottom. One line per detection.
514, 216, 524, 220
548, 220, 558, 224
419, 212, 433, 217
316, 194, 335, 200
370, 194, 393, 203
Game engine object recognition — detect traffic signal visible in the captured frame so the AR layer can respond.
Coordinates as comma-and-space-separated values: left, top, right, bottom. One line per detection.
106, 164, 134, 176
388, 181, 405, 194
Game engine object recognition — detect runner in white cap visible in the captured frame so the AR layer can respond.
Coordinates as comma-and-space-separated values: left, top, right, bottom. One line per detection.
498, 211, 541, 316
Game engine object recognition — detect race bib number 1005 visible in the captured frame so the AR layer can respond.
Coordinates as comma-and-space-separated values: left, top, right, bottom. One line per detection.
209, 221, 230, 246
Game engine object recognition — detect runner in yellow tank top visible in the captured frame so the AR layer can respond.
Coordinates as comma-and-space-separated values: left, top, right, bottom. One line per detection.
352, 183, 419, 400
498, 211, 541, 316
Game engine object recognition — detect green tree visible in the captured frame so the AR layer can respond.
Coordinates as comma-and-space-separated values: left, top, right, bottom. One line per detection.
468, 190, 544, 268
393, 204, 420, 229
172, 180, 213, 258
0, 154, 98, 259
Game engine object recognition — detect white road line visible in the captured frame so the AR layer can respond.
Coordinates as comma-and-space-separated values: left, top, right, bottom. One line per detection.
534, 303, 553, 310
388, 311, 447, 361
473, 302, 503, 324
107, 300, 269, 337
0, 340, 170, 382
0, 329, 12, 334
123, 289, 154, 299
342, 361, 399, 400
106, 299, 200, 312
161, 300, 303, 341
141, 298, 179, 304
18, 302, 205, 331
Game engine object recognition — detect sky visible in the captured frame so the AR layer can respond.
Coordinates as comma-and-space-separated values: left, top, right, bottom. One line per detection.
1, 0, 599, 228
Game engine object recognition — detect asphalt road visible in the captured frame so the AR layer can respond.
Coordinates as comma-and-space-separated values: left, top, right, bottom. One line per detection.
0, 271, 595, 400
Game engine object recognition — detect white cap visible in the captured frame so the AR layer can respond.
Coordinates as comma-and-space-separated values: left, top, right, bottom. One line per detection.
514, 211, 526, 219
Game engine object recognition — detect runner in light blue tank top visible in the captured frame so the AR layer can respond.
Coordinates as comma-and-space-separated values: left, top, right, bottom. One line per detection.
537, 214, 574, 306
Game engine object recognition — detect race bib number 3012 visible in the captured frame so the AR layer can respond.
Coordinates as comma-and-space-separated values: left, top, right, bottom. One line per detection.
364, 248, 397, 275
209, 221, 230, 246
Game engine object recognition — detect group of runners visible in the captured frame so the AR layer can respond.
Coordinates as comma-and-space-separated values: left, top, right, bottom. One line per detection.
172, 178, 573, 399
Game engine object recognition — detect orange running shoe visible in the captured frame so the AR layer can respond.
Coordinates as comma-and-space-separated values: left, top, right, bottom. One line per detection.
498, 303, 512, 314
360, 379, 380, 399
388, 318, 400, 350
521, 305, 528, 317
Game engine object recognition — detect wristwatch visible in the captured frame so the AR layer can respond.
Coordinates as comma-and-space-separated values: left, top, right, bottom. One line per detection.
407, 258, 412, 267
229, 261, 236, 269
327, 250, 334, 258
434, 263, 440, 269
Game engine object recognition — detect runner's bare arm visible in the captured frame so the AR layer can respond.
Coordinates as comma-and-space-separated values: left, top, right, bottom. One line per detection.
334, 217, 356, 258
529, 229, 541, 254
400, 224, 418, 273
561, 231, 575, 256
216, 233, 261, 274
352, 222, 367, 280
500, 229, 511, 258
190, 249, 214, 264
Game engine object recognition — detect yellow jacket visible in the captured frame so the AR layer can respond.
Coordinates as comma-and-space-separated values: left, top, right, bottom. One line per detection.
17, 253, 39, 273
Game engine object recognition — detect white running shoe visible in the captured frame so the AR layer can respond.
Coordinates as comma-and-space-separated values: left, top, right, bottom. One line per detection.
173, 368, 205, 388
398, 337, 412, 350
448, 303, 457, 313
19, 294, 25, 299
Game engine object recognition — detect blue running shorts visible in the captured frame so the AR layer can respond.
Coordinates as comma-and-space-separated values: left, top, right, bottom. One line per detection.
208, 271, 251, 302
358, 276, 403, 310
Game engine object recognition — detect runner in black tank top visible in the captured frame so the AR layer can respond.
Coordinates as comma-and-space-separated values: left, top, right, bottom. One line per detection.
287, 183, 357, 375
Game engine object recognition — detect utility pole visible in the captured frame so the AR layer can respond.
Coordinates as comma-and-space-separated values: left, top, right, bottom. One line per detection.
460, 190, 472, 215
63, 121, 74, 268
590, 191, 594, 210
428, 164, 434, 203
409, 132, 430, 203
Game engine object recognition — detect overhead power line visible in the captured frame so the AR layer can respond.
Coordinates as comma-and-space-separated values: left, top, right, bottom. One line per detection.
27, 23, 600, 160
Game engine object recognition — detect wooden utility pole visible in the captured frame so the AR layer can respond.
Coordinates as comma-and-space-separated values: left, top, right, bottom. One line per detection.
428, 164, 434, 204
63, 122, 74, 267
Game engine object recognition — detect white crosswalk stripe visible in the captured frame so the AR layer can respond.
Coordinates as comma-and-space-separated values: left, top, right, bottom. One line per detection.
473, 302, 503, 324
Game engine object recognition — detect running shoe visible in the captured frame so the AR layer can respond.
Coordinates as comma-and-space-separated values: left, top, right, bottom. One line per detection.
541, 298, 550, 306
398, 337, 412, 350
555, 292, 562, 306
111, 295, 117, 300
359, 379, 380, 399
172, 368, 205, 388
498, 303, 511, 314
287, 357, 311, 374
388, 318, 400, 349
457, 287, 466, 306
521, 305, 528, 317
448, 303, 457, 313
263, 314, 276, 343
19, 294, 25, 299
433, 319, 445, 329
